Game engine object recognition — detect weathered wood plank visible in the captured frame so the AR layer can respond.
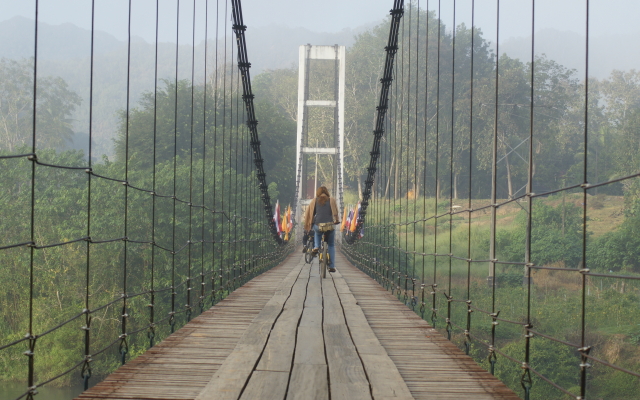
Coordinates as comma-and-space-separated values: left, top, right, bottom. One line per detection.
360, 353, 414, 399
196, 260, 304, 400
304, 276, 323, 308
239, 371, 289, 400
299, 306, 322, 328
293, 326, 326, 365
287, 364, 329, 400
322, 287, 371, 400
254, 264, 310, 373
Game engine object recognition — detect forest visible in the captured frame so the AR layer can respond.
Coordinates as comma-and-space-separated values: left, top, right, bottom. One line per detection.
1, 4, 640, 399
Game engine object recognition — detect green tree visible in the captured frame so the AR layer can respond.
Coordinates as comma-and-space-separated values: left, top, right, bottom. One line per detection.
0, 57, 81, 151
495, 202, 584, 268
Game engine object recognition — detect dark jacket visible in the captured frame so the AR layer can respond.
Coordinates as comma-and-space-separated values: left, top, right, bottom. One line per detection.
304, 195, 339, 232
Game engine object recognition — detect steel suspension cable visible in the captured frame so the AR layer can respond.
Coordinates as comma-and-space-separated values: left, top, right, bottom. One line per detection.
421, 0, 431, 320
200, 0, 210, 314
521, 1, 536, 397
169, 0, 180, 334
464, 0, 476, 357
25, 2, 40, 398
211, 0, 219, 305
432, 0, 442, 329
119, 0, 133, 364
186, 0, 197, 323
81, 0, 96, 390
412, 0, 420, 311
445, 0, 456, 342
579, 1, 591, 398
489, 0, 500, 374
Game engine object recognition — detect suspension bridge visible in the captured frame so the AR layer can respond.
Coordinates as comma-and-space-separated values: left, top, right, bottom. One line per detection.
2, 0, 639, 399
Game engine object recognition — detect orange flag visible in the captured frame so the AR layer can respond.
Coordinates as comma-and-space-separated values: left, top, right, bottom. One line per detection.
349, 202, 360, 232
282, 211, 288, 240
284, 205, 292, 240
340, 206, 348, 231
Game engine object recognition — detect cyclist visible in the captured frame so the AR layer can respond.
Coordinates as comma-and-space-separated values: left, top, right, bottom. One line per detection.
303, 186, 340, 272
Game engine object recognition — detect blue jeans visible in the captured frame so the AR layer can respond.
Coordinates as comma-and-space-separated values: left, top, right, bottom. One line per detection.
313, 224, 336, 269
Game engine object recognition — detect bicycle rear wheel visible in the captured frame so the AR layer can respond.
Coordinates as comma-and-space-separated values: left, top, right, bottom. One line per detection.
304, 249, 313, 264
321, 245, 328, 279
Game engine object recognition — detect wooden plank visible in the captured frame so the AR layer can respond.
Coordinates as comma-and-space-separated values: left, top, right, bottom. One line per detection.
342, 305, 371, 327
195, 256, 305, 399
347, 323, 388, 356
321, 279, 345, 326
323, 312, 371, 399
237, 321, 274, 347
193, 343, 262, 400
239, 371, 289, 400
304, 276, 323, 308
360, 353, 414, 399
256, 306, 302, 372
299, 306, 322, 328
293, 326, 326, 365
256, 264, 309, 372
287, 364, 329, 400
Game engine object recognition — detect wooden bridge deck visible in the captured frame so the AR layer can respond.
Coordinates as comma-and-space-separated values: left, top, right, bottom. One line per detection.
77, 250, 520, 400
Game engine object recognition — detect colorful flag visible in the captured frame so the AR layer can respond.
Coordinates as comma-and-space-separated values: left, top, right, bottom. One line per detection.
283, 205, 292, 240
340, 206, 348, 231
282, 214, 288, 240
273, 200, 281, 234
345, 207, 353, 231
287, 205, 293, 232
349, 202, 360, 232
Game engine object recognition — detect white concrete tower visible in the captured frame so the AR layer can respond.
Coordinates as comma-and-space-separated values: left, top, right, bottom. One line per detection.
294, 44, 346, 241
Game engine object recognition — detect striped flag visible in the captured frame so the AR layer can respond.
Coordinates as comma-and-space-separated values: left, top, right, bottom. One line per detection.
345, 207, 353, 231
273, 200, 281, 234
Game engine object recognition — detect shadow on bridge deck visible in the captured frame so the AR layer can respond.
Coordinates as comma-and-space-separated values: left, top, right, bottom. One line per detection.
77, 250, 519, 400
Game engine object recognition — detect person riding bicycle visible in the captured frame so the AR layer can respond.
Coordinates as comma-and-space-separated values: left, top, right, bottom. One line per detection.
303, 186, 339, 272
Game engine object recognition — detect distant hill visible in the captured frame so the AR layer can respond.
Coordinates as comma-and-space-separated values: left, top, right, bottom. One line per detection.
0, 16, 123, 60
0, 17, 370, 157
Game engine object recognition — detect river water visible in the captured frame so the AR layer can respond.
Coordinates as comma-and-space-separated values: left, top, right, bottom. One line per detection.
2, 382, 87, 400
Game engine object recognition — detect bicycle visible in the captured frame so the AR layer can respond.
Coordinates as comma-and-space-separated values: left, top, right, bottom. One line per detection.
303, 231, 314, 264
317, 230, 331, 279
304, 229, 331, 278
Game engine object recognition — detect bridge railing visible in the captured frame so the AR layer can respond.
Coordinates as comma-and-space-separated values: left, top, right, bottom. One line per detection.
0, 1, 290, 399
343, 1, 640, 399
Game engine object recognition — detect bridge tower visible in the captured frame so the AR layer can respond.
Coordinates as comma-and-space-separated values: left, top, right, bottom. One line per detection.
294, 44, 345, 240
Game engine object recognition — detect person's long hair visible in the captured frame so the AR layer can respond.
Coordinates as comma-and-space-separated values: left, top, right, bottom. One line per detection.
316, 186, 330, 205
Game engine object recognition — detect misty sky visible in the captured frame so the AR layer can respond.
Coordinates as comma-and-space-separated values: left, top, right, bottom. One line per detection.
1, 0, 638, 46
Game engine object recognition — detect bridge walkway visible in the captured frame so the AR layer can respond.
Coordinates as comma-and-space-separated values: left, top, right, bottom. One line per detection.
77, 250, 519, 400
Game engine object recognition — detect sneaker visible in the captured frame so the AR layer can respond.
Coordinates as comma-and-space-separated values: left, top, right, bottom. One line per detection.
329, 268, 336, 273
312, 248, 319, 254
